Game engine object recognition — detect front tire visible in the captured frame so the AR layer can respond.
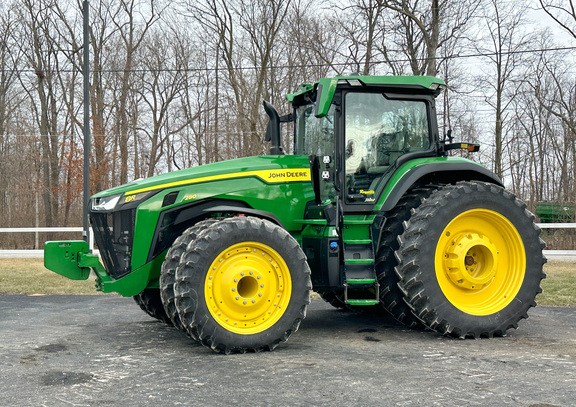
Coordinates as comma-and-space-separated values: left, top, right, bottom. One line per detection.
174, 217, 312, 353
160, 219, 220, 332
396, 182, 546, 338
133, 288, 172, 325
319, 290, 352, 311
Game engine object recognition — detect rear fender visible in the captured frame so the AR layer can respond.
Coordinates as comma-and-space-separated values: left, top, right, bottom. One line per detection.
376, 162, 503, 212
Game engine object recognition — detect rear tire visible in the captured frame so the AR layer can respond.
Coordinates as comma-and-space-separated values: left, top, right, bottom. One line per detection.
376, 188, 434, 327
133, 288, 172, 325
396, 182, 546, 338
174, 217, 312, 353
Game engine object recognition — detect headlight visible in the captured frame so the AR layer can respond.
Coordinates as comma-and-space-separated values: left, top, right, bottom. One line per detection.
91, 194, 122, 211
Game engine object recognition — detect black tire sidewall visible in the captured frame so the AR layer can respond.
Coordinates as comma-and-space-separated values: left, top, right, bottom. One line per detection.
160, 219, 221, 332
134, 288, 171, 324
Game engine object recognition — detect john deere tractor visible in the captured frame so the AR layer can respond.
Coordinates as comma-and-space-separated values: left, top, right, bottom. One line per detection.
45, 75, 546, 354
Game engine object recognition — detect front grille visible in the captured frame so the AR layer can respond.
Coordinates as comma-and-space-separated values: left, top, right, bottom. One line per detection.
90, 208, 136, 279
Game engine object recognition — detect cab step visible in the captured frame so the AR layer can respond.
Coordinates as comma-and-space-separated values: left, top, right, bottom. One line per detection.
346, 299, 380, 306
344, 258, 375, 265
343, 238, 373, 245
344, 278, 380, 306
346, 278, 377, 285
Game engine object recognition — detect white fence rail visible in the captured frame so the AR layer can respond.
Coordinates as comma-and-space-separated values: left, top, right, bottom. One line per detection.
0, 224, 575, 260
0, 227, 94, 258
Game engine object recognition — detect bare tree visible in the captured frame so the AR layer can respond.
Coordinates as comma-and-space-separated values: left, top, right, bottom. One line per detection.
17, 0, 65, 228
531, 50, 576, 203
328, 0, 386, 75
187, 0, 293, 157
108, 0, 161, 184
540, 0, 576, 40
136, 29, 189, 177
377, 0, 478, 76
0, 5, 25, 227
476, 0, 535, 179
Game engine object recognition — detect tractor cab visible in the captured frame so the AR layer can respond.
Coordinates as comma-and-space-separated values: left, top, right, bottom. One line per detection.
265, 75, 497, 306
266, 75, 447, 213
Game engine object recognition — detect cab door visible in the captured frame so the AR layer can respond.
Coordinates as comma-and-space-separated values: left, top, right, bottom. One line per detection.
342, 91, 434, 211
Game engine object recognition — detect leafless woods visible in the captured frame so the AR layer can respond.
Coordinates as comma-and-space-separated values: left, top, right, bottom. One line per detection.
0, 0, 574, 235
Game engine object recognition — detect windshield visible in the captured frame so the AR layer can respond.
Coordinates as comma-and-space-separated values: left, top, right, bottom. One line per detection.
294, 104, 335, 157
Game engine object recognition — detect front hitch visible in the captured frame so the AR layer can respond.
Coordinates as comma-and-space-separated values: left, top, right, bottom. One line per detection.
44, 240, 106, 281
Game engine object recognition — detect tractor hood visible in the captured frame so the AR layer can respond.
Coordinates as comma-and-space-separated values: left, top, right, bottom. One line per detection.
91, 155, 311, 199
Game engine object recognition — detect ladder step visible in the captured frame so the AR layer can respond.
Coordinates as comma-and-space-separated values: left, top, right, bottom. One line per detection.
344, 259, 374, 265
346, 278, 377, 285
343, 219, 373, 225
346, 299, 379, 306
294, 219, 328, 225
343, 239, 372, 245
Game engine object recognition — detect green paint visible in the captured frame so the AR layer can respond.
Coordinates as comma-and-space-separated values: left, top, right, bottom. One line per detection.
373, 156, 477, 211
346, 278, 377, 285
346, 299, 379, 306
286, 74, 446, 118
344, 259, 375, 264
44, 241, 91, 280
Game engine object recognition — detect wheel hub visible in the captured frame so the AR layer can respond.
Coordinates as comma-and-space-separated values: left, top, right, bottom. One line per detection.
444, 232, 499, 290
205, 242, 292, 335
434, 208, 527, 316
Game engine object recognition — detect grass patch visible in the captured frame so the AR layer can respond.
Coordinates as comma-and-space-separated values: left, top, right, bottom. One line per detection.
0, 258, 109, 295
539, 261, 576, 307
0, 259, 574, 306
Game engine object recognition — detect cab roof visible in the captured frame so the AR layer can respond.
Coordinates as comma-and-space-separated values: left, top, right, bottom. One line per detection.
286, 75, 446, 118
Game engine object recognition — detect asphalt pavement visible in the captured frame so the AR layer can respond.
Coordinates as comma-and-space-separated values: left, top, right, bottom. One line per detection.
1, 294, 575, 407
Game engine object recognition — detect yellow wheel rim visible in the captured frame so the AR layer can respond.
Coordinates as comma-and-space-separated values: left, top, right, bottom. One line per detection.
435, 209, 525, 316
204, 242, 292, 335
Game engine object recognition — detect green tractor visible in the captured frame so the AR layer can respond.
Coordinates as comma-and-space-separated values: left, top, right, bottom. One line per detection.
45, 75, 546, 353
